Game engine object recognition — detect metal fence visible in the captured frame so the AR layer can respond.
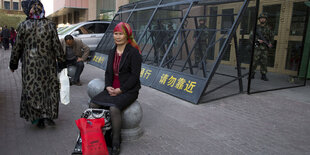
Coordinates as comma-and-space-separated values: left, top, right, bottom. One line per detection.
92, 0, 309, 104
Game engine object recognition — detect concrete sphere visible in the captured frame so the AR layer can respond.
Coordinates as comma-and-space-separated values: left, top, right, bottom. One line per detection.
122, 101, 143, 129
67, 65, 77, 78
87, 78, 105, 98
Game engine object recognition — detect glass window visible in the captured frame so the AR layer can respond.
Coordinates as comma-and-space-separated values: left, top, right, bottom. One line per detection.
290, 2, 308, 36
95, 23, 109, 33
220, 38, 231, 61
68, 13, 72, 24
267, 40, 277, 67
79, 23, 96, 34
207, 7, 217, 60
285, 41, 303, 71
4, 1, 10, 10
221, 9, 234, 34
240, 7, 256, 35
74, 11, 79, 23
13, 2, 18, 10
239, 39, 252, 64
63, 15, 67, 24
262, 4, 281, 35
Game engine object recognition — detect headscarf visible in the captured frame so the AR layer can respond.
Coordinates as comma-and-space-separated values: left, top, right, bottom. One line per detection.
113, 22, 141, 54
21, 0, 45, 19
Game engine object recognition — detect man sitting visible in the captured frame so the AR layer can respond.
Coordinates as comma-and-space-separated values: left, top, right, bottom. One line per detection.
60, 35, 90, 86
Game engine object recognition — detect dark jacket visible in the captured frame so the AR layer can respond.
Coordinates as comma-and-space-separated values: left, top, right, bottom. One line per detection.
105, 44, 142, 94
1, 28, 10, 38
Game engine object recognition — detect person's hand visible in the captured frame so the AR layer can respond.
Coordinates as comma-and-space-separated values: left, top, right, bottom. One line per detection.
258, 39, 263, 44
268, 43, 272, 48
77, 57, 83, 62
106, 86, 114, 96
110, 88, 122, 96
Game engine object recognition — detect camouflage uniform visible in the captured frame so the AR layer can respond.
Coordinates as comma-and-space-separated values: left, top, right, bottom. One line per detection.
250, 13, 274, 80
193, 22, 208, 65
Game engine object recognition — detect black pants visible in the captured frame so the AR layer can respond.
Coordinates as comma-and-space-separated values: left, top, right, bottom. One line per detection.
67, 59, 84, 83
2, 38, 9, 50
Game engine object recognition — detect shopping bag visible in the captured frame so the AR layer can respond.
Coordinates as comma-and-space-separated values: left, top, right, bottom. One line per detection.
75, 118, 109, 155
73, 109, 111, 154
58, 68, 70, 105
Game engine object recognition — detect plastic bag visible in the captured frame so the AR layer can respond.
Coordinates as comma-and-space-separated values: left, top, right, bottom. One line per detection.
58, 68, 70, 105
75, 118, 109, 155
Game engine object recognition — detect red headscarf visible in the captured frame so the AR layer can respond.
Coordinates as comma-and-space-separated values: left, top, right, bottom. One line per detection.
113, 22, 141, 54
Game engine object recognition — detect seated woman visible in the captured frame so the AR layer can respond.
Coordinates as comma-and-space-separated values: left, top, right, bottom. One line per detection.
89, 22, 142, 155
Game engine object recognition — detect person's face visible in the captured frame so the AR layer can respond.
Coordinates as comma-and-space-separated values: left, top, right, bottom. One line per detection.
259, 17, 266, 24
65, 39, 74, 46
113, 31, 128, 46
30, 3, 42, 14
199, 21, 205, 26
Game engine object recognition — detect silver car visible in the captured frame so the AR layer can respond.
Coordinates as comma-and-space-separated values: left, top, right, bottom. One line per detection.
58, 21, 110, 51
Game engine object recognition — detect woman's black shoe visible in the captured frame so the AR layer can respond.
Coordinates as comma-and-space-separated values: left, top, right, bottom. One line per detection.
111, 145, 120, 155
37, 119, 45, 129
44, 118, 56, 126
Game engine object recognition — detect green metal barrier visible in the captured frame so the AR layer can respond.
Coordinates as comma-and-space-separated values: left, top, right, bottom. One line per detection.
299, 2, 310, 79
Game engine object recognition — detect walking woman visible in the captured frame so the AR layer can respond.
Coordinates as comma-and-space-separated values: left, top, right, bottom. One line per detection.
10, 27, 17, 48
9, 0, 66, 128
89, 22, 142, 155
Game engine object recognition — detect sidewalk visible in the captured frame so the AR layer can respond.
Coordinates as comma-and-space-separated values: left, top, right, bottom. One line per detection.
1, 48, 310, 155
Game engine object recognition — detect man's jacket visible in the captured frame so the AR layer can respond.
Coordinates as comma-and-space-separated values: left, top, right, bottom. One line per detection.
60, 38, 90, 61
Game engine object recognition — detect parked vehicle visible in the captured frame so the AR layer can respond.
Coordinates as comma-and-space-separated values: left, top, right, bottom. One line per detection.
58, 20, 110, 51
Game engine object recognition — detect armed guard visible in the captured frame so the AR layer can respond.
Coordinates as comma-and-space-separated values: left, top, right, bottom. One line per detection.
193, 18, 208, 66
250, 13, 274, 81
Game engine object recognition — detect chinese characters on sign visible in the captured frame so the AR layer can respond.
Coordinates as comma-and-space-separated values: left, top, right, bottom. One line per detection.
89, 52, 108, 70
92, 55, 105, 64
139, 64, 159, 86
152, 69, 206, 104
140, 68, 152, 80
158, 74, 197, 94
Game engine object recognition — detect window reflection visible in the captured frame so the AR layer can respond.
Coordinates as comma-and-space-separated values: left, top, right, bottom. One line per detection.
286, 41, 303, 71
240, 7, 256, 35
290, 2, 307, 36
263, 4, 281, 35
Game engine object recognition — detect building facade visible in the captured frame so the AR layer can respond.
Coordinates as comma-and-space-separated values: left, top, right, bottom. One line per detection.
42, 0, 135, 27
0, 0, 22, 11
215, 0, 308, 75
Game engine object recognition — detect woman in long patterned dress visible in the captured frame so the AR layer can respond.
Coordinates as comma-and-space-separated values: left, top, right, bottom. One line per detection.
9, 0, 66, 128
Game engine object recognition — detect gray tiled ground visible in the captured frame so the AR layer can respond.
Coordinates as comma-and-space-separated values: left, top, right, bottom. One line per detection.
1, 48, 310, 155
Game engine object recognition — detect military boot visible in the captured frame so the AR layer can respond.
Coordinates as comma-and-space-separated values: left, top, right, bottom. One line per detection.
261, 74, 269, 81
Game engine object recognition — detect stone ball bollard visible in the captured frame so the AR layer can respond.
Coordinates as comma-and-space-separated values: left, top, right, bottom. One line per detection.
87, 78, 143, 141
87, 78, 105, 98
67, 65, 77, 78
121, 101, 143, 141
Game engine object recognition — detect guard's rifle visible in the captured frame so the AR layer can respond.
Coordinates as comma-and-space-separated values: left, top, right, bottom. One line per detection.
255, 28, 272, 48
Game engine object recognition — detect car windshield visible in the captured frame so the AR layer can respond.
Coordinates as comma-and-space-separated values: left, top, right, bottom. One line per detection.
58, 24, 80, 35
